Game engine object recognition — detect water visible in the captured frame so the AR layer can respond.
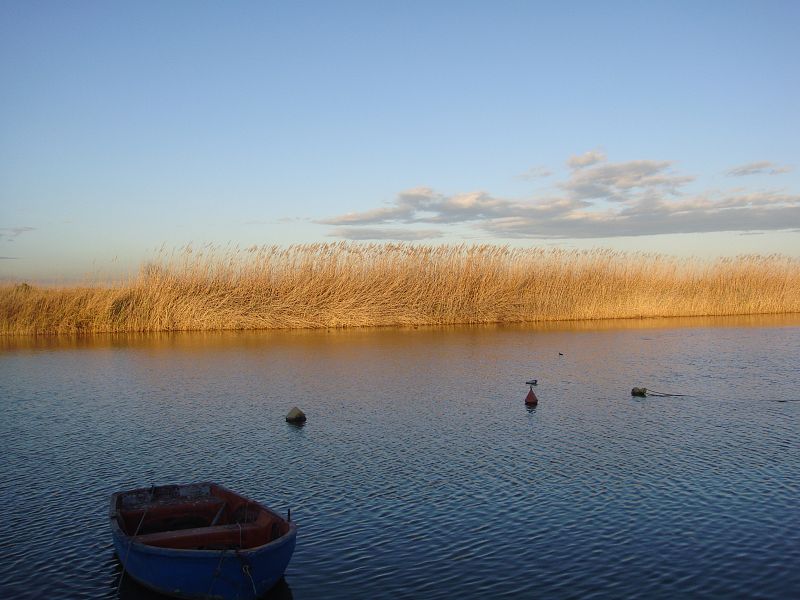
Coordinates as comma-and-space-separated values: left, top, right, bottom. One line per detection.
1, 316, 799, 599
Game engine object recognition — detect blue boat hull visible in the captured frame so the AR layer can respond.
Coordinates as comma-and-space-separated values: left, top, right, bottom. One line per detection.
113, 528, 295, 599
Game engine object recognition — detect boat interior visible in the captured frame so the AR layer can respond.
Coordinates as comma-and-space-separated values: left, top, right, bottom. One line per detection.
113, 483, 290, 550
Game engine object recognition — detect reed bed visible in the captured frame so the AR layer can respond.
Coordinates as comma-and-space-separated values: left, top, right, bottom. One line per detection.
2, 243, 799, 335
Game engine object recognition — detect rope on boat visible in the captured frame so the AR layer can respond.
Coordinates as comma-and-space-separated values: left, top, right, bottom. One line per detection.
207, 522, 256, 598
235, 549, 259, 598
207, 548, 232, 597
207, 548, 225, 596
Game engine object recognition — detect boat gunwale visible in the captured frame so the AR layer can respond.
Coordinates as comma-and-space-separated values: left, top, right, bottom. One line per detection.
109, 481, 297, 557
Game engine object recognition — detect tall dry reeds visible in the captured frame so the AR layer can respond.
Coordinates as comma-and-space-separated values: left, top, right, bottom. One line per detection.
2, 243, 799, 335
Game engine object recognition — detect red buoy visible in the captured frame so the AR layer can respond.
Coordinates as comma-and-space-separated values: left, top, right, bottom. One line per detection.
524, 388, 538, 405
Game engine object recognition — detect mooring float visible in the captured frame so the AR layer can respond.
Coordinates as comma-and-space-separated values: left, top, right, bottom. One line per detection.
524, 379, 538, 405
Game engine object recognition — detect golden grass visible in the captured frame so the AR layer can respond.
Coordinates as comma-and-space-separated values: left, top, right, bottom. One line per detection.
2, 243, 800, 335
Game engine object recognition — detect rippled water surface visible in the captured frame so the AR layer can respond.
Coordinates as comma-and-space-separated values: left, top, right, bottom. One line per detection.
2, 316, 799, 599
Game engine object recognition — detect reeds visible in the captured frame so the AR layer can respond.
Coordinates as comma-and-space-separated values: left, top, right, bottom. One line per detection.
2, 243, 799, 335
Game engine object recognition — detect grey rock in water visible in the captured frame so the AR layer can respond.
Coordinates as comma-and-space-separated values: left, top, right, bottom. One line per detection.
286, 406, 307, 423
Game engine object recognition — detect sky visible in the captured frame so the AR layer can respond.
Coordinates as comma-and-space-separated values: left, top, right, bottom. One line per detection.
1, 1, 799, 281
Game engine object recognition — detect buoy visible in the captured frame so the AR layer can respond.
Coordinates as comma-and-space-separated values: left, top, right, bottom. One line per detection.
524, 380, 538, 405
631, 387, 647, 397
286, 406, 307, 423
525, 388, 538, 405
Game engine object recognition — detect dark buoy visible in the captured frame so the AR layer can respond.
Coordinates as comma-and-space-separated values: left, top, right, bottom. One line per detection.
286, 406, 307, 423
631, 387, 647, 397
524, 380, 538, 406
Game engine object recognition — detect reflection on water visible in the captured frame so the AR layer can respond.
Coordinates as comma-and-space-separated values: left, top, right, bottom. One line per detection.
1, 315, 799, 599
3, 313, 799, 353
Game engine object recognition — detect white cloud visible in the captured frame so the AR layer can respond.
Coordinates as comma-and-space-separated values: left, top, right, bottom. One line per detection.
320, 188, 436, 225
482, 190, 800, 238
726, 161, 792, 176
562, 160, 693, 201
320, 188, 536, 226
567, 149, 606, 169
319, 154, 800, 240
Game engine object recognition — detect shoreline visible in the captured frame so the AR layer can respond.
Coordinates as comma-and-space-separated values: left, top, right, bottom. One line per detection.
2, 312, 799, 343
3, 244, 800, 336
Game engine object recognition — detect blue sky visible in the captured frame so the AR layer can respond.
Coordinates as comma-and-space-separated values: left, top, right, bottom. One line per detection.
1, 1, 798, 281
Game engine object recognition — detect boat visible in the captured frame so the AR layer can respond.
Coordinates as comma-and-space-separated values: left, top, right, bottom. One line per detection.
110, 482, 297, 599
